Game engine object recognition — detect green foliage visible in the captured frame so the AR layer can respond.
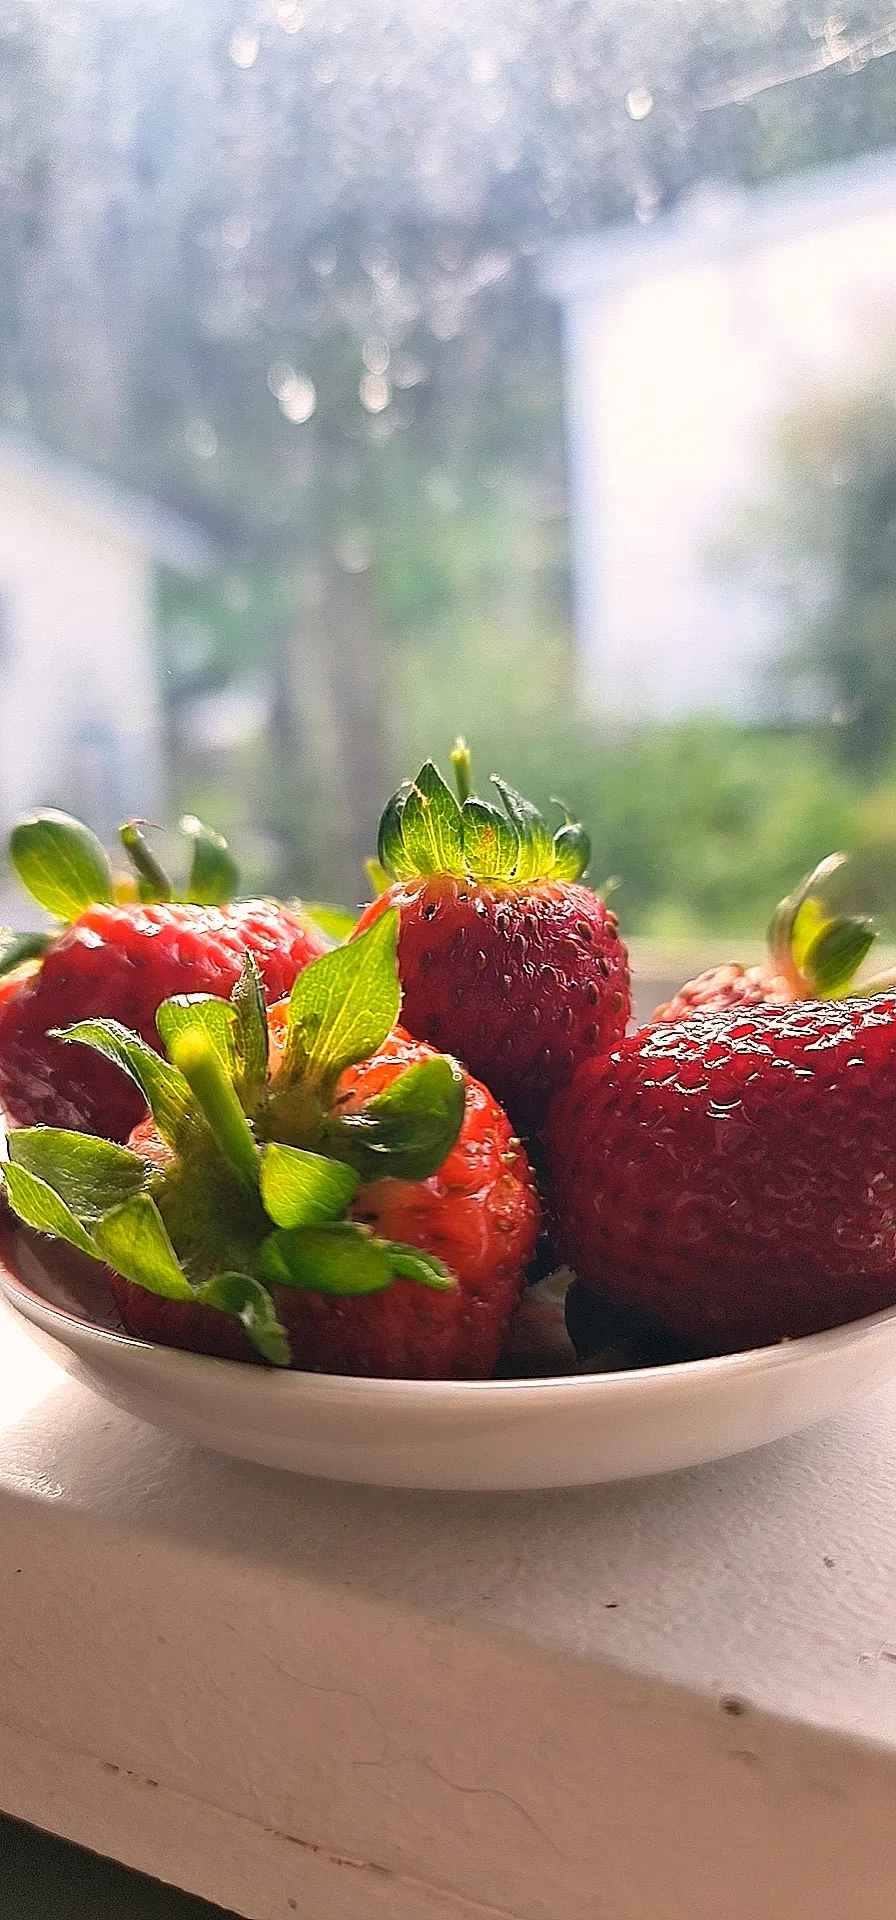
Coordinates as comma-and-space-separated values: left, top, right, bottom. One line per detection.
424, 714, 880, 939
732, 373, 896, 775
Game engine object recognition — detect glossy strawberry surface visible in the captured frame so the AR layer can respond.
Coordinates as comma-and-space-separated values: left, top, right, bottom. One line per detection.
547, 994, 896, 1354
0, 901, 327, 1140
354, 878, 630, 1139
109, 1021, 541, 1378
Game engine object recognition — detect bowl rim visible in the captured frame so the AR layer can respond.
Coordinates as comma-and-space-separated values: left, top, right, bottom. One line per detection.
5, 1250, 896, 1406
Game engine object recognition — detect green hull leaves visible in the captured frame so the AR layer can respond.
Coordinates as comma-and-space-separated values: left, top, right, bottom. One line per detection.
55, 1020, 193, 1148
195, 1272, 291, 1366
259, 1143, 359, 1229
1, 1162, 97, 1258
8, 1129, 146, 1220
181, 816, 241, 906
374, 747, 591, 889
10, 811, 115, 920
321, 1053, 466, 1183
260, 1221, 399, 1296
283, 907, 401, 1092
3, 896, 469, 1364
93, 1196, 193, 1299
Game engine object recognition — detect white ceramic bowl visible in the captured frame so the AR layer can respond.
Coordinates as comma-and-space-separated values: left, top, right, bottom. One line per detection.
4, 1224, 896, 1491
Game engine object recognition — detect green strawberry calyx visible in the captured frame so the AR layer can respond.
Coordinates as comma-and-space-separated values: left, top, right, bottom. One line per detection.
767, 853, 879, 1000
375, 740, 591, 890
1, 910, 465, 1366
0, 809, 245, 982
1, 809, 346, 980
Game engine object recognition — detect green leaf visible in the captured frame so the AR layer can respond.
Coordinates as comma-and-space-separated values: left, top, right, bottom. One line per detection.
321, 1054, 466, 1183
386, 1244, 455, 1291
300, 902, 359, 944
551, 821, 591, 883
231, 951, 269, 1110
0, 929, 52, 978
790, 896, 830, 973
802, 916, 877, 997
259, 1143, 359, 1228
8, 1129, 146, 1221
157, 995, 237, 1076
460, 799, 518, 880
283, 907, 401, 1091
119, 822, 173, 903
376, 784, 416, 881
2, 1162, 97, 1256
92, 1194, 193, 1298
399, 762, 465, 874
364, 858, 392, 898
10, 810, 114, 919
56, 1020, 193, 1147
194, 1272, 291, 1366
259, 1221, 397, 1296
489, 777, 554, 882
181, 816, 240, 906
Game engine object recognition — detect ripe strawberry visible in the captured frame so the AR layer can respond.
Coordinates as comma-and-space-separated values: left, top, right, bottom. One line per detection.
264, 1019, 538, 1377
0, 810, 327, 1140
354, 744, 630, 1138
3, 910, 539, 1378
547, 994, 896, 1355
653, 854, 877, 1021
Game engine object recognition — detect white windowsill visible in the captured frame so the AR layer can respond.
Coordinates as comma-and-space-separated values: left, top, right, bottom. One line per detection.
2, 1296, 896, 1920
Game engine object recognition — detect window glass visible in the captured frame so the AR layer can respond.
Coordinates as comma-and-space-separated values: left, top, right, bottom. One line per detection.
2, 1, 896, 938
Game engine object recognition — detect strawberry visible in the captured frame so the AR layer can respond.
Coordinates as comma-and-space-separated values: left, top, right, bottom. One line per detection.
547, 993, 896, 1355
354, 743, 630, 1138
0, 810, 327, 1140
3, 910, 539, 1378
653, 854, 877, 1021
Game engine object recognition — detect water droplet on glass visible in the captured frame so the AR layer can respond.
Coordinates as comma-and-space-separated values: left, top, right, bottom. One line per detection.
336, 527, 373, 573
391, 353, 426, 389
272, 0, 304, 31
229, 31, 260, 69
362, 336, 390, 375
469, 50, 499, 85
267, 360, 295, 397
278, 375, 316, 424
359, 372, 391, 413
222, 213, 251, 250
184, 418, 218, 460
626, 85, 654, 120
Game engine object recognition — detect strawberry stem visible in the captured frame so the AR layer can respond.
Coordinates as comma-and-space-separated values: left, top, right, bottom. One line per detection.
450, 737, 474, 805
169, 1030, 260, 1189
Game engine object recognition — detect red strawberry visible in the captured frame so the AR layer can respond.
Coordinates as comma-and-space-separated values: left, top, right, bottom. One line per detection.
653, 854, 877, 1022
0, 811, 326, 1140
547, 994, 896, 1355
257, 1018, 536, 1377
4, 911, 539, 1379
353, 745, 630, 1138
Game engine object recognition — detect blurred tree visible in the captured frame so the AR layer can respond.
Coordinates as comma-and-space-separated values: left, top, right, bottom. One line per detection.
730, 369, 896, 774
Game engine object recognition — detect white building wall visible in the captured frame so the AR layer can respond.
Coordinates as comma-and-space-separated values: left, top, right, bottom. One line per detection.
0, 463, 166, 841
548, 156, 896, 720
